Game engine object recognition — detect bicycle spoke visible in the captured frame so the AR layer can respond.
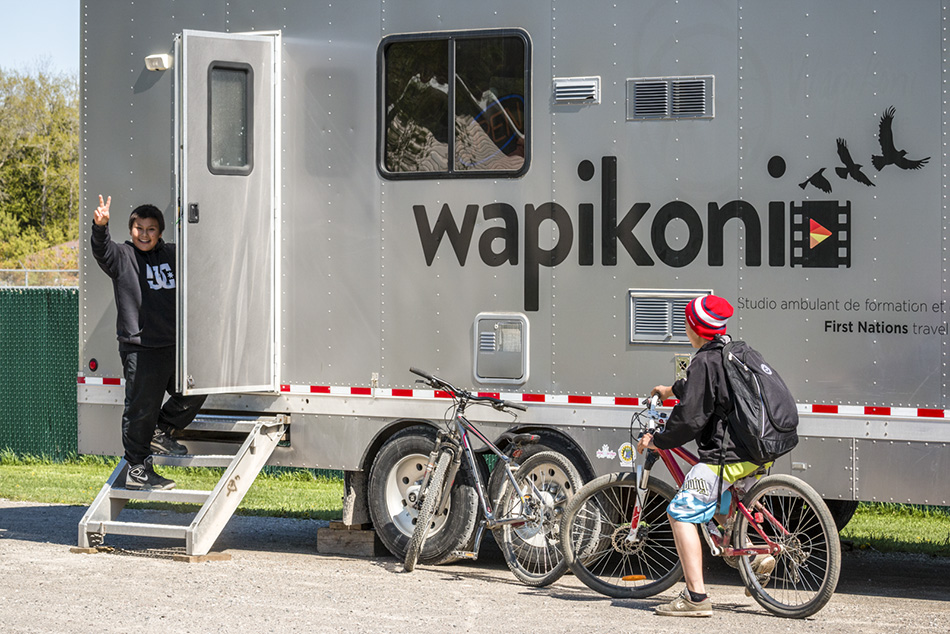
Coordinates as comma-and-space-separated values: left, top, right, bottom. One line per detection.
563, 474, 682, 598
738, 476, 841, 618
494, 451, 582, 586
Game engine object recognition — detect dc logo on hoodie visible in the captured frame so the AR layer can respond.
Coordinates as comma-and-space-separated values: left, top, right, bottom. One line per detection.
146, 263, 175, 290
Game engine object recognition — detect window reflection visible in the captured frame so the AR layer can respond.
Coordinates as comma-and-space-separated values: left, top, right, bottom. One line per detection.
455, 37, 525, 172
383, 32, 528, 177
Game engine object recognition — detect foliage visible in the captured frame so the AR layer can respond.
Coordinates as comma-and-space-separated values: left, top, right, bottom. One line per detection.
0, 66, 79, 267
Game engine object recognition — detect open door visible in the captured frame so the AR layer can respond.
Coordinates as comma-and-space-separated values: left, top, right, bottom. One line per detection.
177, 30, 279, 395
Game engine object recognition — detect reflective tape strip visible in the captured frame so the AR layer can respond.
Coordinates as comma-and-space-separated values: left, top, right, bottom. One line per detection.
79, 377, 950, 419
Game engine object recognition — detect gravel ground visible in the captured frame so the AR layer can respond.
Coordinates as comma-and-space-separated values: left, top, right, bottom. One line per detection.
0, 498, 948, 633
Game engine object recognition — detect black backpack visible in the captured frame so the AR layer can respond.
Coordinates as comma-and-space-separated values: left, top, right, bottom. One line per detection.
716, 338, 799, 466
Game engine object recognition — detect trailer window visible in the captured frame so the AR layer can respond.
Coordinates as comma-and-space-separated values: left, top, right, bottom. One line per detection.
380, 30, 529, 178
208, 63, 253, 175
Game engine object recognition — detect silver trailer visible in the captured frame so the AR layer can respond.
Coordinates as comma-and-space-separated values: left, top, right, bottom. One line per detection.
78, 0, 948, 556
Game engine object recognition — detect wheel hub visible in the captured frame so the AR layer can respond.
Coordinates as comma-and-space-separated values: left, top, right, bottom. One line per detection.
611, 523, 646, 555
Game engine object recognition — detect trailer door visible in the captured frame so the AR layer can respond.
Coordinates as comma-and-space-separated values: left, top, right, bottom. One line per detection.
177, 30, 279, 395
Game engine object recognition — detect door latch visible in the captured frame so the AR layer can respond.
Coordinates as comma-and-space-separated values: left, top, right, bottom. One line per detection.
188, 203, 199, 223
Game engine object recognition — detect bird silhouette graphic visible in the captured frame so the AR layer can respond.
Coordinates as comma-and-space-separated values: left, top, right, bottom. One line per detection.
835, 138, 875, 186
872, 107, 930, 171
799, 167, 832, 194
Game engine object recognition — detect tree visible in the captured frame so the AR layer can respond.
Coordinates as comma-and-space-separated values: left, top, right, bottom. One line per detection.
0, 66, 79, 266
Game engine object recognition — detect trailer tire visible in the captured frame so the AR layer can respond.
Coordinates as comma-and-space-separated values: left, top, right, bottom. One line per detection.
368, 426, 479, 563
824, 499, 859, 532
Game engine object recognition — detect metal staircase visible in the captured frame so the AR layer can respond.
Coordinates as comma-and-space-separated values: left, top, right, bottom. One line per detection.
77, 414, 289, 557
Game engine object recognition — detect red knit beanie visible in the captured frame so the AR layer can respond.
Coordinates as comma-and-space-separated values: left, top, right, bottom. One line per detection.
685, 295, 734, 339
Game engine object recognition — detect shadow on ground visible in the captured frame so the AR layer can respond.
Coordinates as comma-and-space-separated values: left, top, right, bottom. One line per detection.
1, 500, 948, 602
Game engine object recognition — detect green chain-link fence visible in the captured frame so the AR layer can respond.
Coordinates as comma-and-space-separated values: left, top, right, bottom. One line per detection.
0, 288, 78, 460
0, 287, 342, 479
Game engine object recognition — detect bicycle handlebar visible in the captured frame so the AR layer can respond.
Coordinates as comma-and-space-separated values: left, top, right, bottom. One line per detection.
409, 367, 527, 412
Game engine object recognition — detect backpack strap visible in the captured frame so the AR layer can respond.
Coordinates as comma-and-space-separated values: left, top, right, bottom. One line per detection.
713, 337, 733, 511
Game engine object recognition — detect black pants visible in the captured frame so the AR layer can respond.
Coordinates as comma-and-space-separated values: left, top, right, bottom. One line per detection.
120, 346, 206, 465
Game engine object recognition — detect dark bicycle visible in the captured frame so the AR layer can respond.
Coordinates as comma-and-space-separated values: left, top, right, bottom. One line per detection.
403, 367, 582, 586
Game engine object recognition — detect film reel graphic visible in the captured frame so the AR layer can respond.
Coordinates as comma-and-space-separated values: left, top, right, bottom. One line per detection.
790, 201, 851, 268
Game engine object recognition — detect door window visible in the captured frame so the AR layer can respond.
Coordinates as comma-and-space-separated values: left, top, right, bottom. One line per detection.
208, 62, 253, 175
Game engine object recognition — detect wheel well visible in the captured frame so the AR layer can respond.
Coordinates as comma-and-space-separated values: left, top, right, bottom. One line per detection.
489, 425, 595, 482
359, 418, 438, 474
362, 421, 596, 483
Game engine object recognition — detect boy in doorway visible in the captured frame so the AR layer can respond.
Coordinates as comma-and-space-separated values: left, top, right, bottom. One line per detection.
91, 195, 206, 490
636, 295, 774, 617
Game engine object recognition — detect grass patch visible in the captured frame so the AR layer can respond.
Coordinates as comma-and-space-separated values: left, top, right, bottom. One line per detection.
842, 503, 950, 557
0, 453, 344, 521
2, 453, 949, 555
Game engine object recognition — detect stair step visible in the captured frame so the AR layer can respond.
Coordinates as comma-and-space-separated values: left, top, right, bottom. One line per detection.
185, 416, 257, 434
151, 454, 235, 468
186, 416, 264, 434
110, 488, 211, 504
89, 520, 188, 540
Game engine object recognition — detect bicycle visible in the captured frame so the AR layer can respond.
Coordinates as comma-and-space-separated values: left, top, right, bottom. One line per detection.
403, 367, 583, 586
560, 394, 841, 618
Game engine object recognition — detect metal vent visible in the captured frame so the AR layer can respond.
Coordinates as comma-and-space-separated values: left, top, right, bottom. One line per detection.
626, 75, 714, 120
479, 332, 497, 352
628, 289, 711, 344
631, 81, 668, 118
671, 79, 708, 116
553, 76, 601, 104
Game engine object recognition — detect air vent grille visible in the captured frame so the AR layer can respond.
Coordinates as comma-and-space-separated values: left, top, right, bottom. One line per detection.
626, 75, 714, 120
479, 332, 497, 352
632, 81, 669, 118
553, 76, 601, 104
628, 290, 710, 344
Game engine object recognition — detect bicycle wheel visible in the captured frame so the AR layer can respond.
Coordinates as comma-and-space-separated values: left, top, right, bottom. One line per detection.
561, 471, 682, 598
492, 450, 583, 587
735, 474, 841, 618
404, 449, 453, 572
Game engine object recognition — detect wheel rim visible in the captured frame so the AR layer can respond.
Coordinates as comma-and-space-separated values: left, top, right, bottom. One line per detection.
510, 462, 573, 546
740, 482, 838, 614
568, 480, 680, 593
384, 452, 451, 537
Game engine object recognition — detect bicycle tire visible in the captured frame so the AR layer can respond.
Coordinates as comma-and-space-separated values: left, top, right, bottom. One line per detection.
404, 449, 453, 572
735, 474, 841, 618
561, 471, 682, 598
491, 450, 583, 587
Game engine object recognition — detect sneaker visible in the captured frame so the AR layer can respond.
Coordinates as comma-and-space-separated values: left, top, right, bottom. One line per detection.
126, 459, 176, 491
150, 427, 187, 456
745, 554, 776, 596
655, 589, 713, 617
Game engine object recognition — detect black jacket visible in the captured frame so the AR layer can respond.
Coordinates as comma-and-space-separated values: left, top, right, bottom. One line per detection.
652, 336, 754, 464
91, 223, 176, 350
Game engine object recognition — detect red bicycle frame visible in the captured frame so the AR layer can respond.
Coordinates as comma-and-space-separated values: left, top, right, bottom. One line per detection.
635, 442, 786, 559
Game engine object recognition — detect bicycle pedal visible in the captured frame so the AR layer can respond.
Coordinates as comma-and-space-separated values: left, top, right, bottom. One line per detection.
451, 550, 479, 560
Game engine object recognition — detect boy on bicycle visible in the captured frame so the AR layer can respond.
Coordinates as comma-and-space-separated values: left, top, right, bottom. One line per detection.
636, 295, 774, 617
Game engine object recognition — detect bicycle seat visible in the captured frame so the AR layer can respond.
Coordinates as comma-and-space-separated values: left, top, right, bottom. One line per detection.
496, 431, 540, 446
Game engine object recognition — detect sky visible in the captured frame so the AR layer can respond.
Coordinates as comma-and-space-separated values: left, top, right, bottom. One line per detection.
0, 0, 80, 75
